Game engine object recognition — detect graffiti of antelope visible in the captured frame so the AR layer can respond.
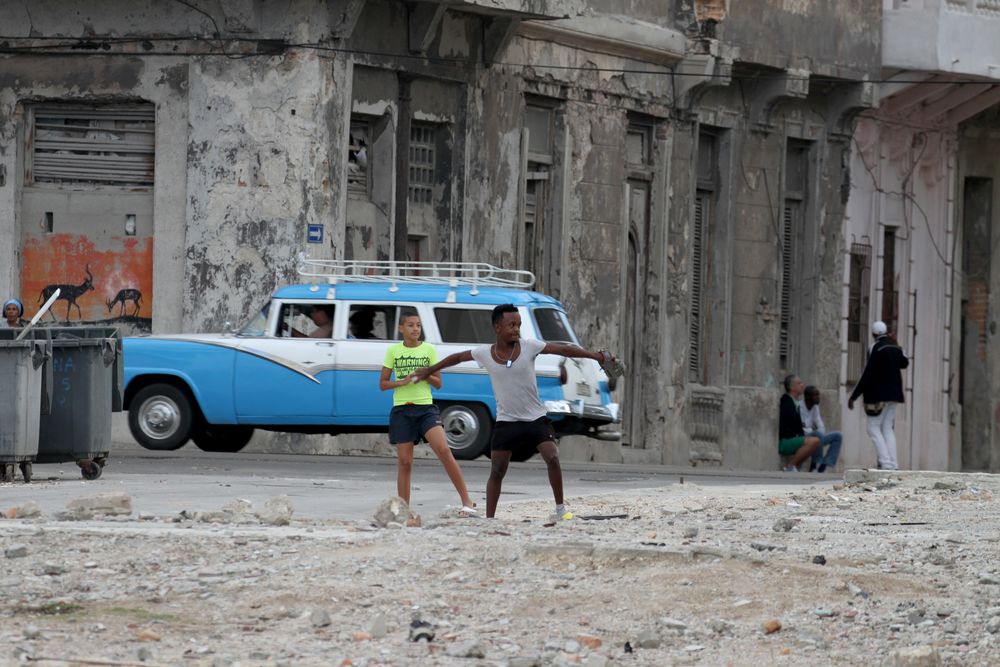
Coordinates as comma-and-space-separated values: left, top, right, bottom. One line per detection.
106, 288, 143, 317
38, 265, 95, 321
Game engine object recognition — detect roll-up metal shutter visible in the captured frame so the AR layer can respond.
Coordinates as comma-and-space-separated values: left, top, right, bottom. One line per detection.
29, 104, 155, 186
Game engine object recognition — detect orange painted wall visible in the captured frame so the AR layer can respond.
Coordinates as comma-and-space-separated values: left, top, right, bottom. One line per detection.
21, 234, 153, 322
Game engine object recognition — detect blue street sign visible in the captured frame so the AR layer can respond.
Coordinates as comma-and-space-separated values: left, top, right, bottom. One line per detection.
307, 224, 324, 244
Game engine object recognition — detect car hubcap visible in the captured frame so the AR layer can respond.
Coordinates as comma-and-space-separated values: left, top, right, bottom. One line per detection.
443, 407, 479, 450
139, 396, 180, 441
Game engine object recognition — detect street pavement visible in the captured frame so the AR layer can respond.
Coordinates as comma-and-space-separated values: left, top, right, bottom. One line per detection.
0, 438, 834, 521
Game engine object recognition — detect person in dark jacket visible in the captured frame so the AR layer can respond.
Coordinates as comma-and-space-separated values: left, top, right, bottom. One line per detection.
778, 374, 820, 472
847, 321, 909, 470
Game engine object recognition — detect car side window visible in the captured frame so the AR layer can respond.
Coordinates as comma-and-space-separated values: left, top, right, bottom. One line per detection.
278, 303, 335, 339
347, 304, 398, 340
434, 308, 494, 343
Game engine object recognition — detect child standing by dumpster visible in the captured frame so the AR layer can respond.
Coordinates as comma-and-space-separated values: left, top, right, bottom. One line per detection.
379, 309, 476, 514
2, 299, 25, 328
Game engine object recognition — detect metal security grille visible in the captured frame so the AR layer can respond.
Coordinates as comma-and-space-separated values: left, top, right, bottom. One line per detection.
408, 123, 435, 204
847, 242, 872, 384
29, 104, 155, 186
689, 194, 707, 382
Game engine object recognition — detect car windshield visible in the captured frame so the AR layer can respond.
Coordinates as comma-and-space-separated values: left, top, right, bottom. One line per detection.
239, 303, 270, 337
533, 308, 578, 344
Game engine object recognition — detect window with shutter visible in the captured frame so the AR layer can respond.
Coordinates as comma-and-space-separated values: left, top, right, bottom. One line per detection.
779, 203, 797, 367
882, 227, 899, 335
780, 139, 810, 371
846, 242, 872, 384
28, 104, 155, 186
689, 194, 707, 382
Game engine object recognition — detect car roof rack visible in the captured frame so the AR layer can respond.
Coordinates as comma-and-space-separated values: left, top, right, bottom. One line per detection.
296, 256, 535, 294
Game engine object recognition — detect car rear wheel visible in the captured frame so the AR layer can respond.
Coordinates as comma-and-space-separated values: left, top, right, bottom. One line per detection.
439, 403, 492, 460
192, 424, 255, 453
129, 383, 194, 451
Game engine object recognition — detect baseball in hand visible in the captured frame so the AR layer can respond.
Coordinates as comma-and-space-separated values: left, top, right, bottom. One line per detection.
410, 375, 419, 384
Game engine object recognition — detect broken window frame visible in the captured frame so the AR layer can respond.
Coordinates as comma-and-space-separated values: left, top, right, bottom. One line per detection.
26, 103, 156, 188
347, 118, 372, 199
846, 242, 872, 385
881, 227, 899, 336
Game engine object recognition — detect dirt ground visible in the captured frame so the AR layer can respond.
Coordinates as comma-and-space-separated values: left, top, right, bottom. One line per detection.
2, 470, 999, 666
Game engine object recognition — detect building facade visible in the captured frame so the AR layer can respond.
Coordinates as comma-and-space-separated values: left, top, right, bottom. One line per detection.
0, 1, 909, 468
841, 0, 1000, 472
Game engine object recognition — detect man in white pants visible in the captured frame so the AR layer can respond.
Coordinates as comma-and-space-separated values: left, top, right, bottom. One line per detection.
847, 321, 909, 470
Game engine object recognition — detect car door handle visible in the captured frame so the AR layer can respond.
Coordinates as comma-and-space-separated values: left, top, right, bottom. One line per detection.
315, 342, 335, 347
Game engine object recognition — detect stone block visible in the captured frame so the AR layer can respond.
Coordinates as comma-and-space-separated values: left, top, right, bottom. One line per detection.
65, 492, 132, 517
886, 646, 941, 667
583, 146, 626, 183
589, 114, 626, 147
731, 241, 776, 280
577, 222, 621, 263
578, 182, 622, 224
734, 204, 776, 243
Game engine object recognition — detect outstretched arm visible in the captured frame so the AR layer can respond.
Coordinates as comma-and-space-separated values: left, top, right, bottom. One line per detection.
541, 342, 613, 363
412, 350, 474, 382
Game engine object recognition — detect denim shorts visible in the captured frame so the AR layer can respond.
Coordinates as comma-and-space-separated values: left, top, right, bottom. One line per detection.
388, 404, 442, 444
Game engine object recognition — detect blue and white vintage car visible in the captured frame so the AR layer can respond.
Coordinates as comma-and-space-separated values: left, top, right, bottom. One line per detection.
123, 260, 620, 459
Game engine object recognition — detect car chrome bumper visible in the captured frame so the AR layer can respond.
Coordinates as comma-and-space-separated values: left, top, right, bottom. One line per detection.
544, 400, 620, 423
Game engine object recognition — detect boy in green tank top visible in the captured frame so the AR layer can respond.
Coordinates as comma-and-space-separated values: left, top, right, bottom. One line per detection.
380, 309, 475, 514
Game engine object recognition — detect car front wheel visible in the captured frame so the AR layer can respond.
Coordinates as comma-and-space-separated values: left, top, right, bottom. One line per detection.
439, 403, 492, 460
128, 383, 194, 451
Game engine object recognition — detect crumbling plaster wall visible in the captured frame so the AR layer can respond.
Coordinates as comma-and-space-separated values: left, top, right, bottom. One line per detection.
665, 79, 851, 470
183, 50, 345, 331
0, 0, 354, 332
715, 0, 880, 79
957, 106, 1000, 472
0, 54, 189, 331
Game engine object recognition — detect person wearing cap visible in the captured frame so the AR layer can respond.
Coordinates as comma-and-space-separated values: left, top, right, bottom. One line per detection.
2, 299, 25, 328
848, 321, 909, 470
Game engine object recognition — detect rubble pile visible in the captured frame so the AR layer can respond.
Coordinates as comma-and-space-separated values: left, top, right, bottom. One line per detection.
1, 473, 999, 666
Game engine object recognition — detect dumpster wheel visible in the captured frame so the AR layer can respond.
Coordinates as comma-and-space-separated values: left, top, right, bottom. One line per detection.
81, 460, 103, 481
18, 462, 31, 483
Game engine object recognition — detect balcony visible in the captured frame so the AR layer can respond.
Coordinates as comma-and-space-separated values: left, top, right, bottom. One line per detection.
884, 0, 1000, 78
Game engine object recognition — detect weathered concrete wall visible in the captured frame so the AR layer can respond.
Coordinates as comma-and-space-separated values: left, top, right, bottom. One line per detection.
843, 109, 957, 472
0, 55, 189, 331
183, 51, 344, 331
884, 1, 1000, 79
714, 0, 880, 79
0, 0, 351, 333
664, 76, 857, 471
958, 105, 1000, 472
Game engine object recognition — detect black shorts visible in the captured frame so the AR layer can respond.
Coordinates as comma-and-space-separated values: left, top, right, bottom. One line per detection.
389, 404, 442, 445
491, 417, 556, 452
